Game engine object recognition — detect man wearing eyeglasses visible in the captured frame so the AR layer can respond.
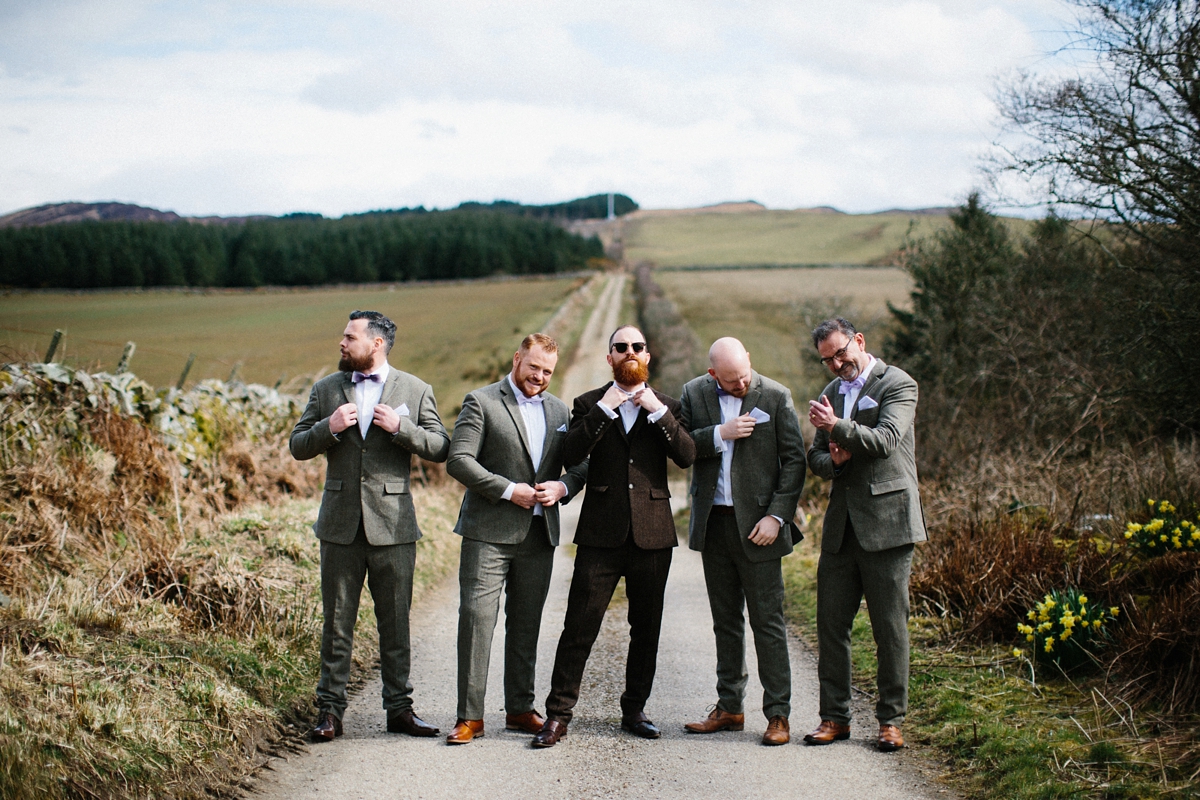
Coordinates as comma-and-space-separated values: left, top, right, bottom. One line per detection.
532, 325, 696, 748
804, 317, 926, 753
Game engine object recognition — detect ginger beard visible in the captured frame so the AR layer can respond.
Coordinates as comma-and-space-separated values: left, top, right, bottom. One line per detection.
338, 351, 374, 373
612, 354, 650, 386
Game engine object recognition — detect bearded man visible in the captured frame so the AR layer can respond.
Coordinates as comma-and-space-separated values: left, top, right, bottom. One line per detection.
532, 325, 696, 748
290, 310, 450, 742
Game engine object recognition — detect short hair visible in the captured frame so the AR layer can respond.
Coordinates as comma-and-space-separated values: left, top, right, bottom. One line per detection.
349, 310, 396, 353
608, 325, 644, 349
811, 317, 857, 349
520, 332, 558, 354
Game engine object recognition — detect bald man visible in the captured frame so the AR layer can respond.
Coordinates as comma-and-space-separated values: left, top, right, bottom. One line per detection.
679, 338, 806, 745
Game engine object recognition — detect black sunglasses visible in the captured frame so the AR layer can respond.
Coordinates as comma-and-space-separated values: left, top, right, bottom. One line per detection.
611, 342, 647, 354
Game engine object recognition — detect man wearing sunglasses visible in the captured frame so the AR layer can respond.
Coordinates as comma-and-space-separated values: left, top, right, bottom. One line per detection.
804, 317, 926, 753
533, 325, 696, 747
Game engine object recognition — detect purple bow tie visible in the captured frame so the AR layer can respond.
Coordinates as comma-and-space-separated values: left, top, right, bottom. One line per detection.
715, 385, 731, 398
352, 371, 382, 384
838, 374, 866, 395
517, 392, 544, 406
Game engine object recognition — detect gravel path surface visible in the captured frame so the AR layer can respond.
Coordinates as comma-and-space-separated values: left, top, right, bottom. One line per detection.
249, 274, 948, 799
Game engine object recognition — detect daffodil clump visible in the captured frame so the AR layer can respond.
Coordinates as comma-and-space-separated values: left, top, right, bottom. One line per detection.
1123, 498, 1200, 556
1014, 588, 1119, 671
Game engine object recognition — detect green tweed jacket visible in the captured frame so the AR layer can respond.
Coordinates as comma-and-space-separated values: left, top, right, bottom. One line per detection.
289, 367, 450, 546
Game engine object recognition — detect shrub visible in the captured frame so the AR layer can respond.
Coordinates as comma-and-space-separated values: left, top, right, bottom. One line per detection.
1123, 498, 1200, 556
1015, 588, 1119, 672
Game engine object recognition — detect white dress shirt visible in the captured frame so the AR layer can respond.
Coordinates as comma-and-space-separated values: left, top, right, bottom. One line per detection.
354, 363, 391, 438
501, 375, 566, 515
597, 383, 669, 432
712, 391, 743, 507
840, 356, 876, 419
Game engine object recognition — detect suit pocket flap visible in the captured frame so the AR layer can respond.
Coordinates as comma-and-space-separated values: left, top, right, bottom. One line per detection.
384, 480, 410, 495
757, 494, 772, 506
591, 485, 608, 493
870, 477, 907, 496
650, 487, 671, 499
324, 479, 343, 491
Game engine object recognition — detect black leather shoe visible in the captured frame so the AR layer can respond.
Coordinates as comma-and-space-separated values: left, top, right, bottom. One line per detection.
386, 708, 440, 736
621, 712, 661, 739
311, 711, 343, 742
532, 719, 568, 748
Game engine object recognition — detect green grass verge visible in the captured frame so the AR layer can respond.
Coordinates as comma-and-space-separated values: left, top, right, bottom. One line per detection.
782, 537, 1196, 799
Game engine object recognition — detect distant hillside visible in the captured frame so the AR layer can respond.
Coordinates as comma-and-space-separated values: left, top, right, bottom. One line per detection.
454, 193, 638, 220
0, 201, 276, 229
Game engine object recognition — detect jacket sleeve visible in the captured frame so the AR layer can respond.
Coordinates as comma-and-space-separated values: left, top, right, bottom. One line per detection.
807, 386, 836, 480
393, 384, 451, 463
558, 460, 589, 503
289, 383, 338, 461
659, 395, 696, 468
445, 391, 510, 503
767, 387, 807, 521
681, 382, 722, 462
830, 373, 917, 460
563, 393, 613, 467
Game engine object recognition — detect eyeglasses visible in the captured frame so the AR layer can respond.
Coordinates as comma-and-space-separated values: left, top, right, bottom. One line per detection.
611, 342, 647, 354
819, 338, 856, 367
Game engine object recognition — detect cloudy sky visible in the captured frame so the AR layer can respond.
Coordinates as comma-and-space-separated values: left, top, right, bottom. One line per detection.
0, 0, 1076, 217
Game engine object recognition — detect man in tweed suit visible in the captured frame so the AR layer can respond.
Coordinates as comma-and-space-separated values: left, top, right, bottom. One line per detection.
680, 337, 806, 746
532, 325, 696, 747
290, 310, 450, 742
804, 317, 926, 752
444, 333, 588, 745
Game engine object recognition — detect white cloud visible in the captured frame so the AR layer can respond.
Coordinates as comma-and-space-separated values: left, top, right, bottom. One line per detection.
0, 0, 1074, 216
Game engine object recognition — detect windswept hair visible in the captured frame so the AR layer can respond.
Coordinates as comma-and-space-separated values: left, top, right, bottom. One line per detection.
349, 310, 397, 352
811, 317, 857, 349
520, 332, 558, 354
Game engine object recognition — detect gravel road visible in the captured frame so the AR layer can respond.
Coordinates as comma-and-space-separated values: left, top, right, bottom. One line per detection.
249, 274, 949, 799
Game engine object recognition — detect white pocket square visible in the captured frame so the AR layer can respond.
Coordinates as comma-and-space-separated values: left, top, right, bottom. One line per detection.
857, 396, 879, 411
748, 407, 771, 423
396, 403, 411, 416
557, 423, 568, 432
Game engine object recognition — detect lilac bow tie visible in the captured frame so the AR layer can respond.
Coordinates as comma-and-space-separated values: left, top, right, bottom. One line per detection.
517, 392, 544, 406
715, 385, 731, 398
352, 371, 382, 384
838, 375, 866, 395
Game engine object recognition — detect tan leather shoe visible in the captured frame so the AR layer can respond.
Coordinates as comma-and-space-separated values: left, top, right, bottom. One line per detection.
761, 715, 790, 746
684, 706, 745, 733
877, 724, 905, 751
446, 718, 484, 745
802, 720, 851, 745
505, 710, 546, 733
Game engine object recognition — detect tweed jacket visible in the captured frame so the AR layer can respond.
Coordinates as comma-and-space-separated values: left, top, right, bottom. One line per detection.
680, 371, 807, 563
446, 378, 588, 546
807, 358, 927, 554
290, 367, 450, 546
563, 383, 696, 550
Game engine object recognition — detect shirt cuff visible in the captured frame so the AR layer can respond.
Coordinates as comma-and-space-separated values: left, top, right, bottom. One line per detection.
770, 514, 783, 525
713, 427, 727, 451
557, 480, 570, 499
648, 406, 668, 423
597, 402, 619, 419
501, 482, 516, 501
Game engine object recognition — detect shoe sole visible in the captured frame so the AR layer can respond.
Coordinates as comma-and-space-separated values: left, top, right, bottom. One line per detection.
532, 734, 566, 748
802, 733, 850, 745
761, 736, 790, 746
447, 731, 484, 744
877, 742, 904, 752
684, 723, 744, 733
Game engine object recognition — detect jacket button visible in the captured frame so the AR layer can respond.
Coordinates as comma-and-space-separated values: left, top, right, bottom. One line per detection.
361, 477, 366, 482
629, 483, 634, 489
629, 458, 634, 464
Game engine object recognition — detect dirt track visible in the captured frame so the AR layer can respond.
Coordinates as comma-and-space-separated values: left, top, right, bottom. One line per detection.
248, 273, 948, 799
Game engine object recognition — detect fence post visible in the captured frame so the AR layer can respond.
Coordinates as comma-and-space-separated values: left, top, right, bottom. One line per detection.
116, 342, 136, 374
176, 353, 196, 391
44, 330, 64, 363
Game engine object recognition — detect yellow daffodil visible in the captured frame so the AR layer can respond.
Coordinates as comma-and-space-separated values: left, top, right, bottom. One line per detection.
1110, 607, 1120, 617
1078, 594, 1088, 605
1026, 634, 1035, 642
1013, 648, 1023, 658
1045, 638, 1055, 652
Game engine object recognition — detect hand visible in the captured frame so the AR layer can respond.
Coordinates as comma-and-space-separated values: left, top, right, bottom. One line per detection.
372, 403, 402, 434
748, 515, 781, 546
534, 481, 568, 507
510, 483, 538, 509
830, 440, 852, 466
808, 395, 838, 432
329, 403, 358, 434
601, 384, 629, 410
718, 413, 756, 441
632, 388, 664, 414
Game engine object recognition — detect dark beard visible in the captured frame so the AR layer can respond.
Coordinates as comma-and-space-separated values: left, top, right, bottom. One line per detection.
612, 357, 649, 386
339, 353, 373, 373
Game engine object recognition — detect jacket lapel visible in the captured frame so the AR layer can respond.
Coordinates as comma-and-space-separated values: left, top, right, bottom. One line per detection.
539, 395, 565, 469
341, 372, 356, 406
850, 359, 884, 420
702, 376, 722, 426
738, 372, 762, 417
500, 378, 535, 463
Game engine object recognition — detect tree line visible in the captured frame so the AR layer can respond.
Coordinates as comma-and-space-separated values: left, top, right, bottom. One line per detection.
0, 210, 605, 289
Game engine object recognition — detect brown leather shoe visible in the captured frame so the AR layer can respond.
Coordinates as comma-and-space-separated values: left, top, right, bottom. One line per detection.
505, 710, 546, 734
762, 715, 790, 746
386, 708, 440, 737
877, 724, 905, 751
310, 711, 343, 742
684, 706, 745, 734
446, 718, 484, 744
803, 720, 851, 745
532, 719, 568, 748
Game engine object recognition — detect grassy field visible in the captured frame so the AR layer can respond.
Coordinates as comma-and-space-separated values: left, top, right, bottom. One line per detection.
621, 209, 954, 268
0, 275, 584, 414
654, 266, 911, 406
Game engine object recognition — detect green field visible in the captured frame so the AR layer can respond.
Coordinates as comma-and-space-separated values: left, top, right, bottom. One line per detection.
622, 209, 955, 267
654, 266, 912, 405
0, 276, 583, 414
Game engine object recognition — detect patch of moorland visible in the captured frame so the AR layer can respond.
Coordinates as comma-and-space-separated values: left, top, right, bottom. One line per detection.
0, 363, 462, 799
